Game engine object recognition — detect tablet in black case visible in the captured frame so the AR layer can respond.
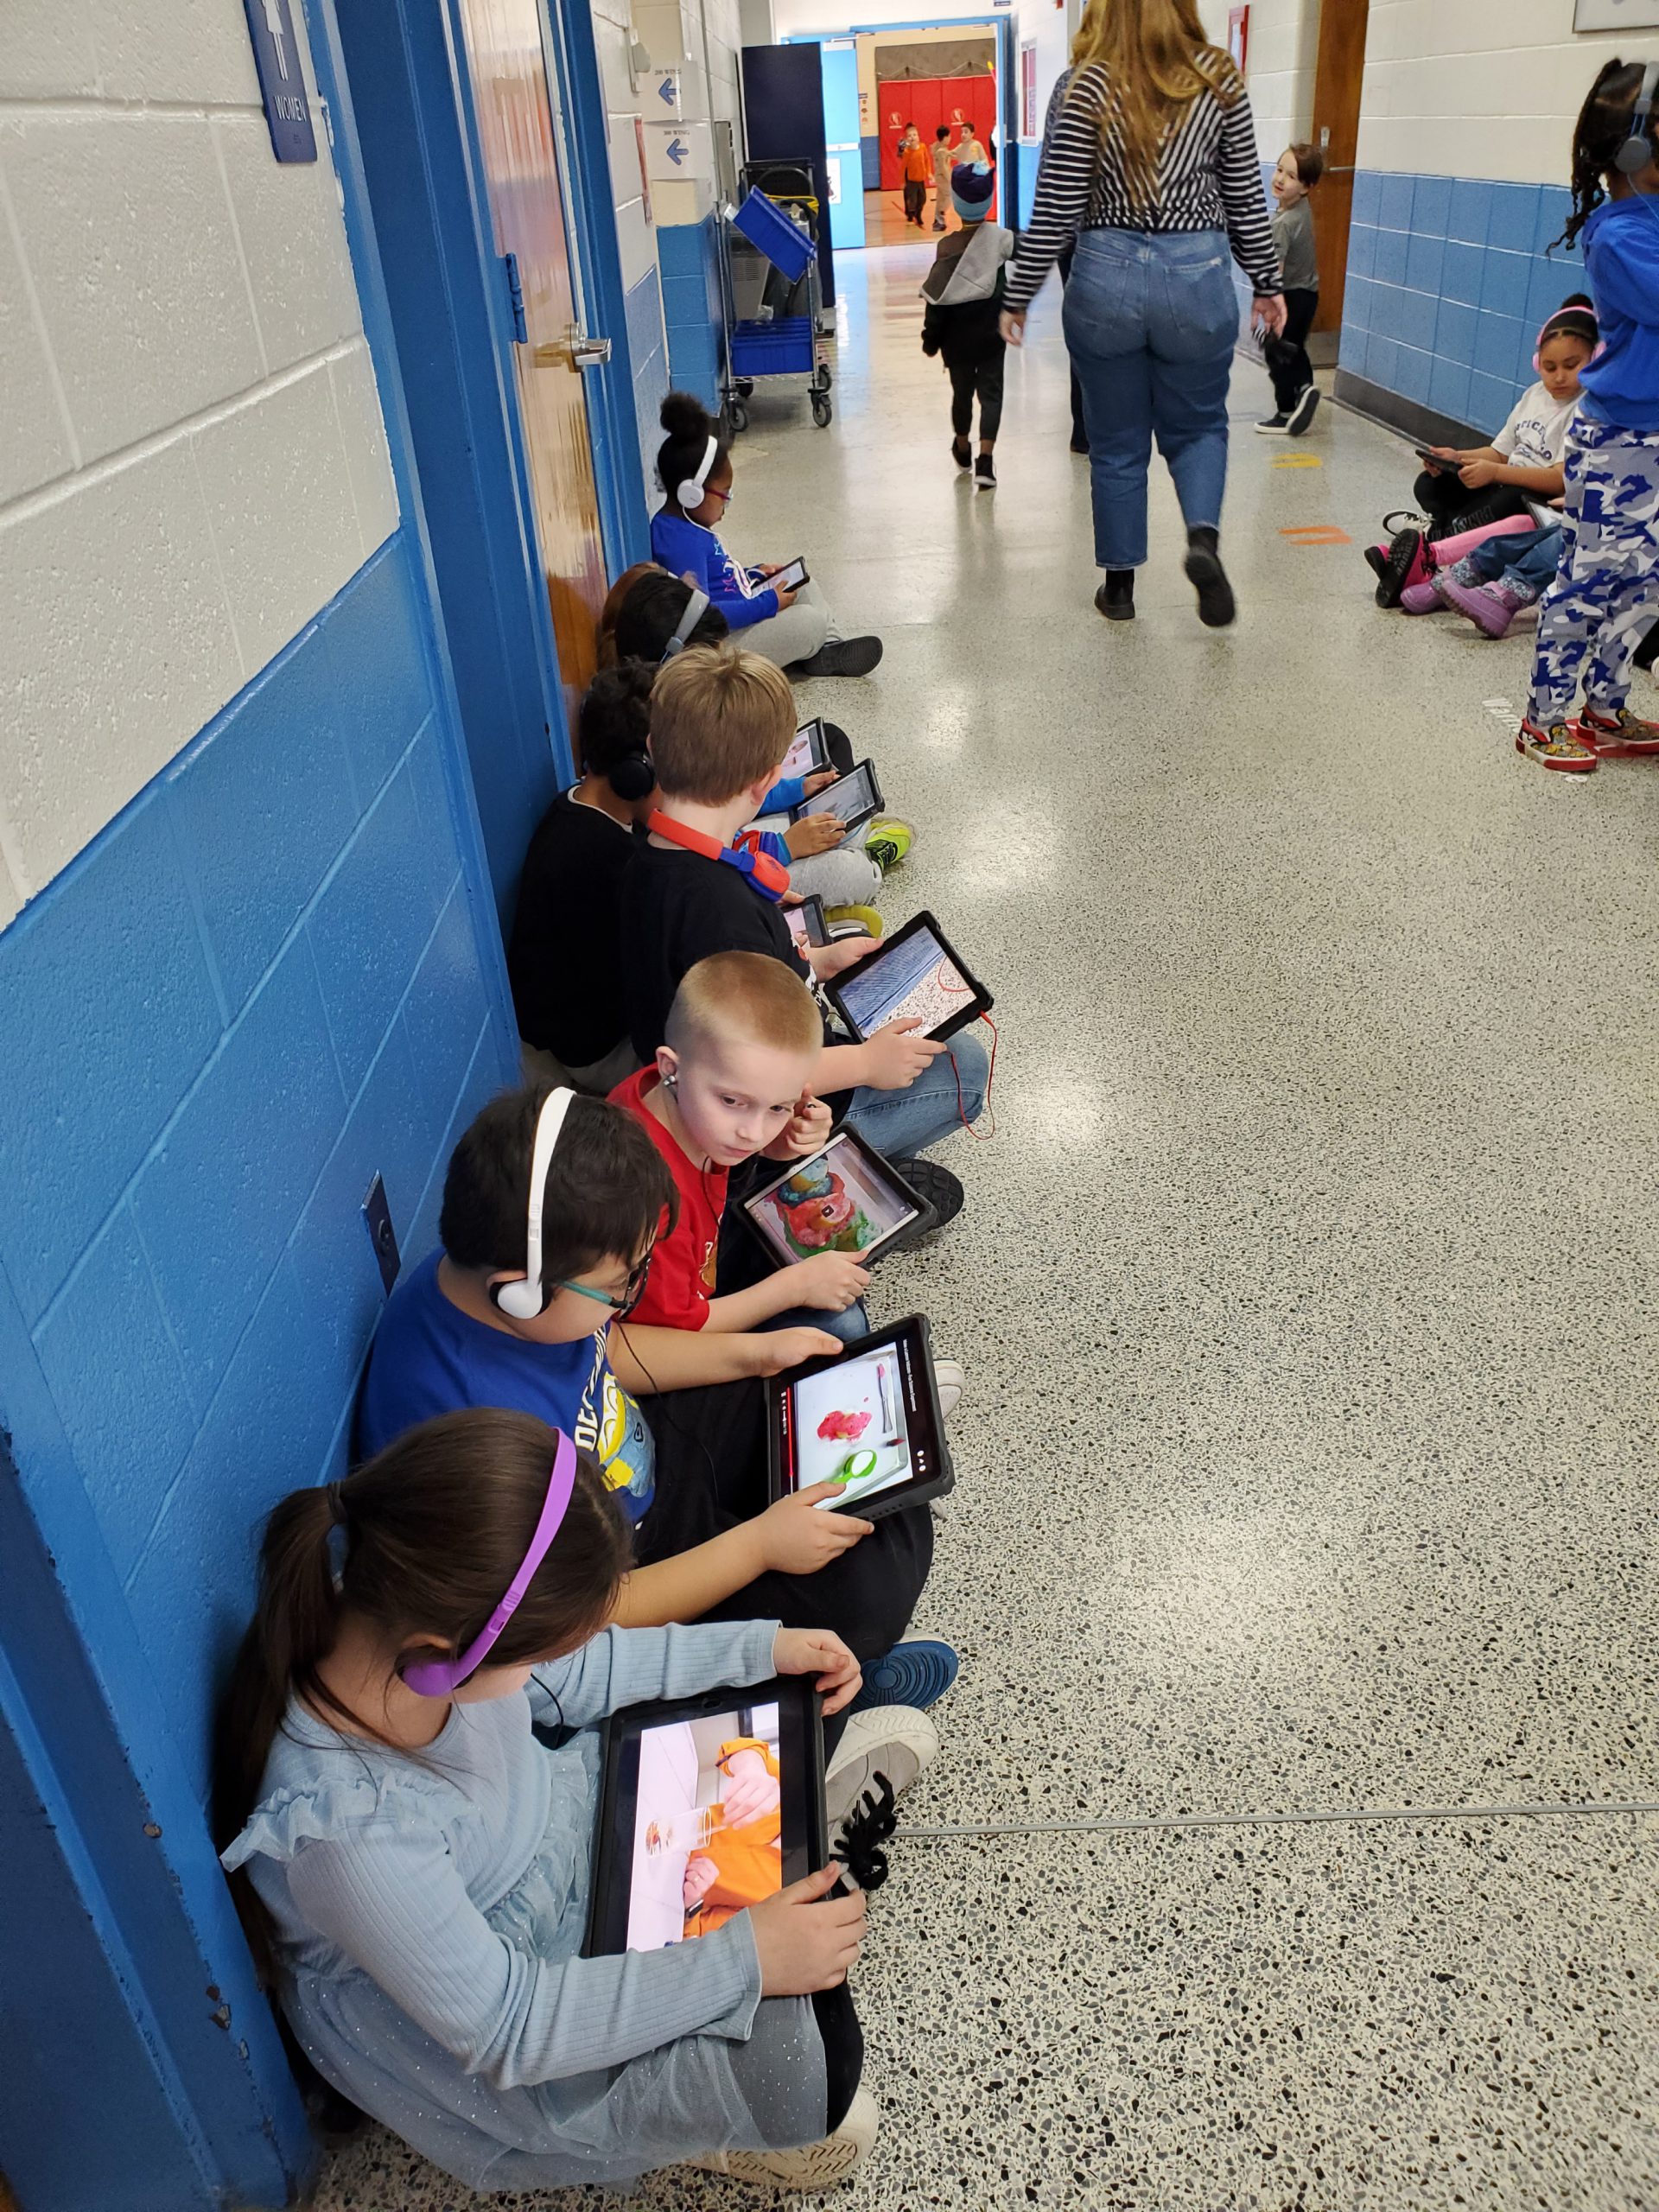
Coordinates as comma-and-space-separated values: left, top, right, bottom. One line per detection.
742, 1127, 936, 1268
824, 909, 994, 1046
766, 1313, 955, 1520
584, 1677, 825, 1958
790, 760, 884, 836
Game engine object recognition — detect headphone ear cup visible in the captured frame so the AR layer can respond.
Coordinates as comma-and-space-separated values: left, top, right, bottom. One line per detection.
492, 1277, 544, 1321
609, 748, 656, 802
677, 480, 703, 507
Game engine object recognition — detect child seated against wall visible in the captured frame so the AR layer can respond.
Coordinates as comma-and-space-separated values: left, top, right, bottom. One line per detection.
1367, 299, 1599, 607
650, 393, 884, 678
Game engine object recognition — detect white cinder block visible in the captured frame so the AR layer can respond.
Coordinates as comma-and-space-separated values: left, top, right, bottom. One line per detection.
651, 176, 705, 226
616, 194, 656, 293
0, 206, 76, 505
86, 0, 263, 104
635, 0, 688, 67
0, 855, 21, 934
328, 342, 400, 560
190, 362, 365, 679
1, 115, 264, 465
0, 0, 99, 97
213, 115, 362, 375
595, 16, 639, 118
0, 435, 243, 894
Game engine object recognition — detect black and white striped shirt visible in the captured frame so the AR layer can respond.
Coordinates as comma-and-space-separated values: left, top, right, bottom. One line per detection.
1006, 61, 1281, 310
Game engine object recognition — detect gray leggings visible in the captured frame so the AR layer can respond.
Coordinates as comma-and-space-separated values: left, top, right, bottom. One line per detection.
738, 576, 834, 667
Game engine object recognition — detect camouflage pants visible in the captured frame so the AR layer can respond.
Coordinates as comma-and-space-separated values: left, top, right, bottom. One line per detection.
1528, 415, 1659, 723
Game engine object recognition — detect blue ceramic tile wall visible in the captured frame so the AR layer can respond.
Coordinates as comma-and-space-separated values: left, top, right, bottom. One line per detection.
0, 533, 511, 1796
658, 214, 725, 410
1341, 171, 1585, 429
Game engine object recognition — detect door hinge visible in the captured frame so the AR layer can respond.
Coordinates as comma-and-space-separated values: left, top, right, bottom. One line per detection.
501, 251, 528, 343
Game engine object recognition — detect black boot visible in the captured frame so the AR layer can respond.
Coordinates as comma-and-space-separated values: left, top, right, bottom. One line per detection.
1094, 569, 1135, 622
1184, 526, 1235, 628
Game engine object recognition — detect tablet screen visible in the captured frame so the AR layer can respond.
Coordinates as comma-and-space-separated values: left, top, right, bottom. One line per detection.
746, 1131, 919, 1263
785, 895, 828, 950
795, 762, 877, 825
625, 1702, 785, 1952
779, 718, 828, 780
772, 556, 809, 594
835, 923, 976, 1039
785, 1333, 933, 1512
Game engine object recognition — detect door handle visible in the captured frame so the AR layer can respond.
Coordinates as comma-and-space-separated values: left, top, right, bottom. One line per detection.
532, 326, 613, 372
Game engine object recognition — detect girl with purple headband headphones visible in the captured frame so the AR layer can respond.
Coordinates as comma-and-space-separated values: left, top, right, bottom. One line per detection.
214, 1408, 877, 2192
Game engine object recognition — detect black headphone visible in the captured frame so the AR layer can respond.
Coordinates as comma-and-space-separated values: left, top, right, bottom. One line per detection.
609, 742, 655, 803
1616, 60, 1659, 174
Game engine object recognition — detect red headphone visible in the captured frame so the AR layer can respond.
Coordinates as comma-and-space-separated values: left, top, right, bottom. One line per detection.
647, 811, 790, 901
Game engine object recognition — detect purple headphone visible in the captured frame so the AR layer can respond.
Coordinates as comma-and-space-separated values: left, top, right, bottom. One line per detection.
402, 1431, 579, 1697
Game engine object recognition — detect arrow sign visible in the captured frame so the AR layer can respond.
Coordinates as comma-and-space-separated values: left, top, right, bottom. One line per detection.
657, 75, 677, 104
666, 136, 688, 165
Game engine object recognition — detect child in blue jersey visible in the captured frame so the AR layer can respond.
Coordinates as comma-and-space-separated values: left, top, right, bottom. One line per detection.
214, 1408, 880, 2195
651, 393, 883, 678
1518, 59, 1659, 772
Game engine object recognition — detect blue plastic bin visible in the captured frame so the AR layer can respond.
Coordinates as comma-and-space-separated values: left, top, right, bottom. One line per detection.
729, 188, 815, 283
728, 317, 815, 376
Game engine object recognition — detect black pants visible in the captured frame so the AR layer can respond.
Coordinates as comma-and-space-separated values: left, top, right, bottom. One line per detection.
633, 1376, 932, 1669
949, 349, 1004, 444
1414, 468, 1533, 543
1265, 286, 1319, 414
903, 180, 925, 223
1058, 246, 1087, 448
813, 1984, 863, 2131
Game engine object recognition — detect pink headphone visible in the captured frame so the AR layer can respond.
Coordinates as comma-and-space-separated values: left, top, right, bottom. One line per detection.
1533, 305, 1601, 373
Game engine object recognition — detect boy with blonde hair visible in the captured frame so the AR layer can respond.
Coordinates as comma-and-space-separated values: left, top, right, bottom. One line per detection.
620, 644, 989, 1197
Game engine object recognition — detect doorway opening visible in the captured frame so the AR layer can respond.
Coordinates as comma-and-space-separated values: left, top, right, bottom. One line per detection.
865, 25, 1000, 247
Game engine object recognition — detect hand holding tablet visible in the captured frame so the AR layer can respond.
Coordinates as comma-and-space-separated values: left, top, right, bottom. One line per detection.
824, 910, 993, 1047
766, 1314, 956, 1520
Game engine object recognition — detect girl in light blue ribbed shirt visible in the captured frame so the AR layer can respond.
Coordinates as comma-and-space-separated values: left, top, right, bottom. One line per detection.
215, 1408, 874, 2194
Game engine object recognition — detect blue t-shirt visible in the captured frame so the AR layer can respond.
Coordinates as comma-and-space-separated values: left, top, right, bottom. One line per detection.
357, 1253, 656, 1525
649, 508, 779, 631
1580, 199, 1659, 432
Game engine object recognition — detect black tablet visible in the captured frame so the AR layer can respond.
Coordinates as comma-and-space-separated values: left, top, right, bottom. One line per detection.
823, 909, 993, 1046
771, 555, 810, 594
1414, 446, 1459, 468
741, 1127, 937, 1268
779, 715, 831, 781
584, 1676, 825, 1958
766, 1313, 955, 1519
785, 893, 830, 951
790, 760, 884, 837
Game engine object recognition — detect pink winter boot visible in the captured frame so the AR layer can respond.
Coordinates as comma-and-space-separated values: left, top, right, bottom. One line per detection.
1443, 574, 1538, 639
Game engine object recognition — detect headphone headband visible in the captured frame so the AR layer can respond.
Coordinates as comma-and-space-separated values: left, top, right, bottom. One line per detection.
493, 1088, 576, 1321
660, 587, 711, 662
1615, 60, 1659, 175
675, 434, 719, 510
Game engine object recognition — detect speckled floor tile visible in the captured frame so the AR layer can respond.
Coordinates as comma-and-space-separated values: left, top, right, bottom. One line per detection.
315, 240, 1657, 2209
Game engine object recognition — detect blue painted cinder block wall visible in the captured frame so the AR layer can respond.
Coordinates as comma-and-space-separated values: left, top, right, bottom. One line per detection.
658, 213, 726, 410
1340, 171, 1586, 430
0, 529, 517, 2207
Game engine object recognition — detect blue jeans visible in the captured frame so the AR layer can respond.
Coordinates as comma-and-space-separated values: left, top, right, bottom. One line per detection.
845, 1028, 989, 1159
1063, 227, 1237, 570
767, 1299, 870, 1347
1469, 523, 1561, 594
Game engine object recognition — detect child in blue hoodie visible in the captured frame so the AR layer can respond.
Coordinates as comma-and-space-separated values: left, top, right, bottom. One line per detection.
650, 394, 882, 679
1518, 60, 1659, 772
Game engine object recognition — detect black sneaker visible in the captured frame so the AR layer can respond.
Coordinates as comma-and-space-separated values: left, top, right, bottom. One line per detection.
1286, 385, 1320, 435
951, 435, 971, 470
1363, 543, 1388, 581
974, 452, 996, 490
1095, 569, 1135, 621
1255, 412, 1291, 435
888, 1157, 964, 1244
791, 637, 883, 677
1374, 526, 1424, 609
1184, 529, 1236, 628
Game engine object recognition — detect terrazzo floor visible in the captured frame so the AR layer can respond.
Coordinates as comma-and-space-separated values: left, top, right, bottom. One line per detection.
315, 241, 1659, 2209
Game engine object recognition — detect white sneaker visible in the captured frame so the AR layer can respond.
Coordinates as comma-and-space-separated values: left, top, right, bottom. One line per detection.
824, 1704, 938, 1831
691, 2087, 880, 2190
931, 1355, 963, 1420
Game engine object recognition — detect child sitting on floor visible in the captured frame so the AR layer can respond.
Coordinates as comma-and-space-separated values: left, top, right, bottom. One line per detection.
1369, 298, 1599, 607
651, 393, 882, 678
1403, 518, 1565, 638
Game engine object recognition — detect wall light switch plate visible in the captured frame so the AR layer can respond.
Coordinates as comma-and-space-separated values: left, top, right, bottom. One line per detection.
362, 1173, 401, 1297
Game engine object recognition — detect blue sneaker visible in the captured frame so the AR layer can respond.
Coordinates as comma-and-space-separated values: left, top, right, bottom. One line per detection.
847, 1638, 958, 1713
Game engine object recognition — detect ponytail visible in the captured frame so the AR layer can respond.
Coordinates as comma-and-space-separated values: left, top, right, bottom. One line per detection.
1558, 58, 1650, 251
213, 1408, 629, 1980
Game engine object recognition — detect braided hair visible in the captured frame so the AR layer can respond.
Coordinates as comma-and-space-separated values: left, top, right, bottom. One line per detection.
1556, 58, 1653, 251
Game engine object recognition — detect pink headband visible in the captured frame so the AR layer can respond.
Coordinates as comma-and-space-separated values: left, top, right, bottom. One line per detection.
403, 1432, 579, 1696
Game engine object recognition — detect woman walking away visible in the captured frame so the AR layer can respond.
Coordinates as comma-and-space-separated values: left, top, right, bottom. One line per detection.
1002, 0, 1285, 628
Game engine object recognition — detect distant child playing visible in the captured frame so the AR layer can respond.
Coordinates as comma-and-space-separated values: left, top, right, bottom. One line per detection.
1517, 60, 1659, 770
922, 162, 1014, 489
650, 393, 883, 677
215, 1407, 881, 2193
931, 124, 952, 231
1256, 143, 1323, 436
899, 124, 931, 226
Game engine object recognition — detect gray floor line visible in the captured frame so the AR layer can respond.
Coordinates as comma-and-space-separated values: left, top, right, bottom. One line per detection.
894, 1797, 1659, 1841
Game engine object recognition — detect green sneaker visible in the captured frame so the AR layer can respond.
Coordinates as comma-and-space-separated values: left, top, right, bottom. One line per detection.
864, 816, 913, 872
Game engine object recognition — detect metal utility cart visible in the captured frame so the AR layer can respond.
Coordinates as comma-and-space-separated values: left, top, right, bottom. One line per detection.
720, 175, 833, 430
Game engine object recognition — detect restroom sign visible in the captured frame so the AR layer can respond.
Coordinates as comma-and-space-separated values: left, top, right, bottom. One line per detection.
241, 0, 317, 162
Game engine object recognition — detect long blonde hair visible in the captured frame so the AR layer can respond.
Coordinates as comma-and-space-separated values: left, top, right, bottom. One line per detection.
1069, 0, 1242, 200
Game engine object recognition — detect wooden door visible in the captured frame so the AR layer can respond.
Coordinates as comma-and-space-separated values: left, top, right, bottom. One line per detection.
454, 0, 606, 712
1309, 0, 1370, 333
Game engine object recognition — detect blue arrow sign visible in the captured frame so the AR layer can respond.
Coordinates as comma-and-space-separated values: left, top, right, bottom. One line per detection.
666, 137, 688, 165
657, 76, 677, 105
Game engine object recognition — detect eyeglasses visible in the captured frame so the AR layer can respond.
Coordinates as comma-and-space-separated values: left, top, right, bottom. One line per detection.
558, 1251, 653, 1314
703, 484, 733, 506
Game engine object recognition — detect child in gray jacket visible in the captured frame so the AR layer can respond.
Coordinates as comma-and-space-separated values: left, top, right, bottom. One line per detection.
921, 162, 1014, 489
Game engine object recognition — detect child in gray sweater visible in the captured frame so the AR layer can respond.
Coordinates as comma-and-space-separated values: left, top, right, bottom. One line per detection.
1258, 142, 1324, 437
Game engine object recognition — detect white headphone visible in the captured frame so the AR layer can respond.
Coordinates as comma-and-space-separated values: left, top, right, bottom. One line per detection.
660, 587, 711, 661
491, 1088, 576, 1320
676, 434, 719, 510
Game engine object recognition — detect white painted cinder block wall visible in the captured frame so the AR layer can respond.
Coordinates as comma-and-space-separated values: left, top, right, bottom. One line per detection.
634, 0, 746, 221
0, 0, 397, 931
1357, 0, 1659, 185
594, 0, 664, 299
